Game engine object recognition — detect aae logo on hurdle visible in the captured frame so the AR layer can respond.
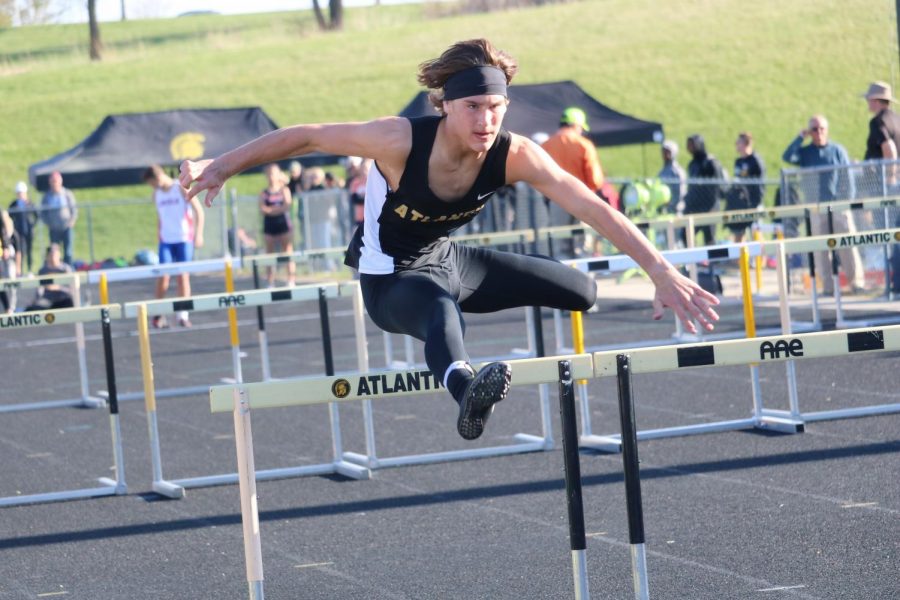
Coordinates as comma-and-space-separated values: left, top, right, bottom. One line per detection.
759, 338, 803, 360
218, 294, 246, 307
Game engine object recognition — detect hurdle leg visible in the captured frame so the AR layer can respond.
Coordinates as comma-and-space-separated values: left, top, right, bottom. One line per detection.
343, 282, 381, 469
318, 287, 370, 480
615, 355, 649, 600
233, 387, 265, 600
73, 276, 104, 408
761, 243, 808, 429
97, 308, 127, 494
558, 361, 590, 600
137, 303, 185, 499
252, 263, 272, 381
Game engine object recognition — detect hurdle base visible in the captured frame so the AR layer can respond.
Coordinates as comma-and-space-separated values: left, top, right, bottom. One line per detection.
166, 461, 371, 492
582, 416, 798, 453
579, 434, 622, 453
764, 404, 900, 423
342, 436, 549, 470
152, 480, 186, 499
513, 432, 554, 450
81, 395, 106, 409
97, 477, 128, 495
756, 414, 805, 434
0, 484, 120, 508
0, 397, 95, 413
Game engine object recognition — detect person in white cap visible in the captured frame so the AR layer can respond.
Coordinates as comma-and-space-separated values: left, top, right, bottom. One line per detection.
9, 181, 37, 274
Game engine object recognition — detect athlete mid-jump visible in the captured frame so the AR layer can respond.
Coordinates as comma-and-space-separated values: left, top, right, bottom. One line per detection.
180, 39, 719, 441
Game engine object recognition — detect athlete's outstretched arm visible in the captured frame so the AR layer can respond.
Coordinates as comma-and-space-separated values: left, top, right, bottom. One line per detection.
506, 134, 720, 333
179, 118, 410, 207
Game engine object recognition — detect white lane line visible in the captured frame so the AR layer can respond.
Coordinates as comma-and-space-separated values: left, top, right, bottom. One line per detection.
36, 592, 69, 597
757, 584, 807, 593
294, 561, 334, 569
841, 501, 879, 509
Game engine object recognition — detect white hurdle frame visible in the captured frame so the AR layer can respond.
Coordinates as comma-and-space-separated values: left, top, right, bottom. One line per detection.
596, 325, 900, 598
0, 305, 128, 507
126, 279, 370, 499
562, 231, 900, 451
0, 272, 104, 411
208, 353, 594, 600
90, 257, 240, 401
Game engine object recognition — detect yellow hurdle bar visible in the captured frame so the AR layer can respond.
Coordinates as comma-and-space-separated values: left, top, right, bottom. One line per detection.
594, 324, 900, 377
210, 354, 594, 414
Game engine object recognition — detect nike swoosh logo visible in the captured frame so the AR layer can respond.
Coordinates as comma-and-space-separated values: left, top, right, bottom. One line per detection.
477, 191, 495, 201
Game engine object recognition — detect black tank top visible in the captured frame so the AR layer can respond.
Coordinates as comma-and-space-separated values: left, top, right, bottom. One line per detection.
346, 116, 511, 273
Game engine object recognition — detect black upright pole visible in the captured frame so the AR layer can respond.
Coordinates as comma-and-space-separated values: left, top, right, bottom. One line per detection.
617, 354, 645, 544
616, 353, 649, 599
101, 308, 118, 416
827, 205, 839, 281
531, 305, 545, 360
101, 307, 126, 493
558, 360, 590, 599
558, 360, 586, 551
252, 262, 266, 334
318, 287, 335, 376
804, 208, 817, 281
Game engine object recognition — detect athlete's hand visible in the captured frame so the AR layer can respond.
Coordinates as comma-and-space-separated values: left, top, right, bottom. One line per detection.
194, 233, 204, 249
650, 265, 720, 333
180, 159, 223, 207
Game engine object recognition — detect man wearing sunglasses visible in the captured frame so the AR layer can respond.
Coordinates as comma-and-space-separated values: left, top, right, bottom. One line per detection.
782, 115, 864, 295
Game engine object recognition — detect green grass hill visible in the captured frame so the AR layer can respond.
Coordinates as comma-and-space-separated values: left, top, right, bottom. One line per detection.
0, 0, 897, 261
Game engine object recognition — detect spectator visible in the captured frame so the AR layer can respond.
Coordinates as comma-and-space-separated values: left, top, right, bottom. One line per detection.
26, 244, 73, 311
861, 81, 900, 293
143, 165, 205, 328
782, 115, 864, 294
259, 163, 295, 287
657, 139, 686, 215
9, 181, 37, 274
346, 157, 371, 229
40, 171, 77, 265
541, 107, 604, 257
683, 134, 726, 246
0, 210, 17, 313
727, 132, 766, 242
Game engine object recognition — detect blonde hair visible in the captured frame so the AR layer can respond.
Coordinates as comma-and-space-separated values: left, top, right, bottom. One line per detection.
417, 39, 518, 113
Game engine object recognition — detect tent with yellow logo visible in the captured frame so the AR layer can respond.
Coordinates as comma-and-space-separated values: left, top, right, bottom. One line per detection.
28, 107, 336, 191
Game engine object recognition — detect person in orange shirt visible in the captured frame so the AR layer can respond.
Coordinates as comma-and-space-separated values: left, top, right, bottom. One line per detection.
541, 107, 604, 257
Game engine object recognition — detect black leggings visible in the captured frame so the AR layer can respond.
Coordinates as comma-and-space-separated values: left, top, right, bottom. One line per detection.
360, 243, 597, 380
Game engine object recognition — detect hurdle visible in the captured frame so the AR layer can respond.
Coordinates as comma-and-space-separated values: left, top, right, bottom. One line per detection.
127, 275, 370, 498
243, 247, 359, 381
0, 271, 105, 412
592, 325, 900, 598
571, 234, 900, 450
209, 353, 594, 600
0, 305, 128, 507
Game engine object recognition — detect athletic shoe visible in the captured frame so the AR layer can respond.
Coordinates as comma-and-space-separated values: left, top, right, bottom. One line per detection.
456, 362, 512, 440
178, 317, 192, 328
151, 315, 169, 329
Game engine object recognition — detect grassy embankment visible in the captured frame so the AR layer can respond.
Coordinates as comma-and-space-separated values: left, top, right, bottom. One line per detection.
0, 0, 896, 262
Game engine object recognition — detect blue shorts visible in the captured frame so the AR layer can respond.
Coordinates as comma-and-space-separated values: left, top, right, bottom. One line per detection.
158, 241, 194, 264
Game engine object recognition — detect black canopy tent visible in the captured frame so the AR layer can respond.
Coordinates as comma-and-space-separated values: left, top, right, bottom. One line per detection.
28, 107, 337, 191
398, 80, 664, 148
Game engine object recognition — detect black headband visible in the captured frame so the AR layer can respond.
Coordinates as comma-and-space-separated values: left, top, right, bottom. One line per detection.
442, 66, 508, 101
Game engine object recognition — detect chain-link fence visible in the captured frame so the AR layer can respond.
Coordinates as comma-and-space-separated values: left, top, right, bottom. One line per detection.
781, 159, 900, 293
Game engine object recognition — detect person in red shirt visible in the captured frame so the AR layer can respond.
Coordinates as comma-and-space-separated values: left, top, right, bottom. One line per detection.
541, 107, 605, 257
